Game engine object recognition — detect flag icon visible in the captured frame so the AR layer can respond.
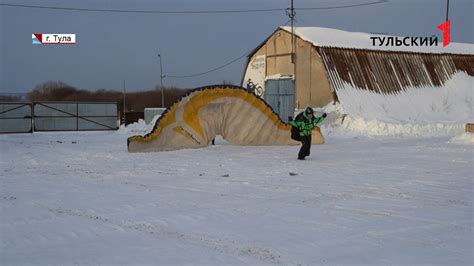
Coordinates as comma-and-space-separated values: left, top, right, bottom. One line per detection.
32, 34, 42, 44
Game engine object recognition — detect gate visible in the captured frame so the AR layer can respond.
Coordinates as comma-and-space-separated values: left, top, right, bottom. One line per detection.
264, 78, 295, 122
34, 102, 118, 131
0, 103, 33, 133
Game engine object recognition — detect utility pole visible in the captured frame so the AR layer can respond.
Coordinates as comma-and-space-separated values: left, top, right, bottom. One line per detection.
445, 0, 450, 21
287, 0, 297, 107
287, 0, 296, 64
158, 54, 165, 108
122, 80, 126, 124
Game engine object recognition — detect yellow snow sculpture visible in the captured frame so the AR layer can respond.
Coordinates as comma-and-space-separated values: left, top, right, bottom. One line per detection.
127, 85, 324, 152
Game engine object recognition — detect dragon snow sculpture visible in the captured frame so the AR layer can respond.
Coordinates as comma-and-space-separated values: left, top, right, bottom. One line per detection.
127, 85, 324, 152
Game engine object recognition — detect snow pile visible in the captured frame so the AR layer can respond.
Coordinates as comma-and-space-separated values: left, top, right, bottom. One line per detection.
280, 26, 474, 55
118, 119, 149, 135
450, 132, 474, 144
118, 115, 161, 135
335, 72, 473, 124
324, 116, 465, 137
313, 99, 468, 138
313, 71, 473, 137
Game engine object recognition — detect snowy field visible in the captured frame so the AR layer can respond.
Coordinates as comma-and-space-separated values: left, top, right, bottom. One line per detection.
1, 129, 473, 265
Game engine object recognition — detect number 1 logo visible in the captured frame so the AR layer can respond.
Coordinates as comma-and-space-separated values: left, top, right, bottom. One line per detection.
437, 20, 450, 47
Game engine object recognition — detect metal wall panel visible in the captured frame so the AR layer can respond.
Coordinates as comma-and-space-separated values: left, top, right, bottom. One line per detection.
0, 103, 32, 133
78, 117, 118, 130
34, 102, 118, 131
78, 104, 117, 117
278, 78, 295, 122
264, 78, 295, 122
35, 117, 77, 131
35, 103, 77, 116
264, 79, 280, 117
34, 103, 77, 131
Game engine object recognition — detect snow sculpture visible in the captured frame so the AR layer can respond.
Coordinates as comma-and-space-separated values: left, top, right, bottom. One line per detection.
127, 85, 324, 152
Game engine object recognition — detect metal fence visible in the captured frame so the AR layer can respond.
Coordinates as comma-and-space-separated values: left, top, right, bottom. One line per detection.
34, 102, 118, 131
0, 102, 33, 133
0, 102, 118, 133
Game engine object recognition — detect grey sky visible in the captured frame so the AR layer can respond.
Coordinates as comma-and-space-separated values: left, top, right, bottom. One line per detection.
1, 0, 473, 93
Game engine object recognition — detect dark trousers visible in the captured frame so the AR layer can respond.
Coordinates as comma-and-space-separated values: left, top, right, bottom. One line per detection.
298, 135, 312, 159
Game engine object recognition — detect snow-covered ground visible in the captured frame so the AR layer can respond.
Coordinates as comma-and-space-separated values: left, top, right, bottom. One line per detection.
1, 127, 472, 265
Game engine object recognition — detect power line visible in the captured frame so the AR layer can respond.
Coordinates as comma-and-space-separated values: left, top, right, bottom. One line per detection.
0, 3, 283, 14
166, 19, 293, 79
165, 50, 251, 79
0, 1, 388, 14
298, 0, 388, 11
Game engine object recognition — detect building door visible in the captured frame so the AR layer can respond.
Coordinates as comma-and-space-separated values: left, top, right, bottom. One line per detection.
264, 78, 295, 122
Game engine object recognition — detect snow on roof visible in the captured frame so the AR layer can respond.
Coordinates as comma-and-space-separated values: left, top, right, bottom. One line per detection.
280, 26, 474, 55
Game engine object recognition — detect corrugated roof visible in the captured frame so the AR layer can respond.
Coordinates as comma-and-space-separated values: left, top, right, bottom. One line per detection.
319, 47, 474, 94
280, 26, 474, 55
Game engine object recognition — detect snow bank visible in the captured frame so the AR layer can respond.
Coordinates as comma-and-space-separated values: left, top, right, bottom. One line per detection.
118, 119, 149, 135
118, 115, 161, 135
449, 132, 474, 144
335, 72, 473, 124
323, 116, 466, 137
316, 71, 473, 137
316, 103, 468, 138
309, 101, 465, 138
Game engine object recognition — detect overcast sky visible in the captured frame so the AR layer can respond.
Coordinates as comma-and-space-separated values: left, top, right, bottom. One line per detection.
1, 0, 473, 93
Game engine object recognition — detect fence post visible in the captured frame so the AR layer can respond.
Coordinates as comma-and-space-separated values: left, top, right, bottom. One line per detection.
30, 103, 34, 133
33, 102, 36, 132
76, 103, 79, 131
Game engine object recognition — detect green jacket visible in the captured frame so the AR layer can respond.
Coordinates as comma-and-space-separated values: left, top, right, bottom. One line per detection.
289, 112, 325, 137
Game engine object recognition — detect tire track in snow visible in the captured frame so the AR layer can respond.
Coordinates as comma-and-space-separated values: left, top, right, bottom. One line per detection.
331, 205, 469, 230
44, 206, 292, 264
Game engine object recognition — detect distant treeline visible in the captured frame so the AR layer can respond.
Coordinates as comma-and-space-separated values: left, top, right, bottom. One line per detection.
0, 95, 23, 102
23, 81, 193, 112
